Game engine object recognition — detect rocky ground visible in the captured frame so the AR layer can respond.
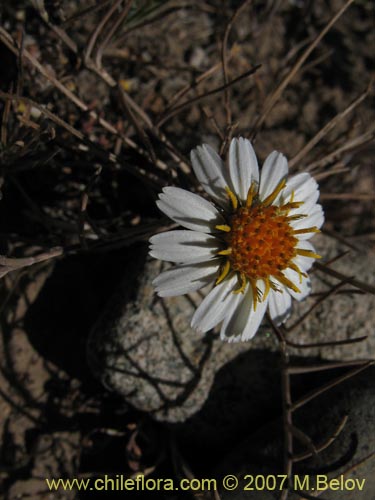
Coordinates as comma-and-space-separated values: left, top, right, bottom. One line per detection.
0, 1, 374, 499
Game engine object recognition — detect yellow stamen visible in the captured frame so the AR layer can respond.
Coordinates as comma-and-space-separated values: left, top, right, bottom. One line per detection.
289, 262, 307, 284
249, 279, 261, 311
276, 273, 301, 294
287, 214, 307, 221
219, 178, 320, 302
270, 280, 282, 293
293, 226, 320, 235
218, 248, 232, 256
233, 272, 247, 294
215, 224, 231, 232
216, 260, 231, 285
279, 201, 304, 212
225, 186, 238, 210
246, 181, 258, 208
296, 248, 321, 259
261, 179, 286, 207
263, 277, 271, 300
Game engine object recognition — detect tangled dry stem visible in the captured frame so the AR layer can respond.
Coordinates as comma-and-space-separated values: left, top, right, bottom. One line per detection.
0, 1, 373, 499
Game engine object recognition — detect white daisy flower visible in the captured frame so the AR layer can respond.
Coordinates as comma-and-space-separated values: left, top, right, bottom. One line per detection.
149, 137, 324, 342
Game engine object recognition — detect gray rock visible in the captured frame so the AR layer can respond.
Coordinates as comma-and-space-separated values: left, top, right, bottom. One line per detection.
87, 248, 260, 422
172, 349, 285, 461
87, 234, 374, 423
285, 233, 375, 360
213, 366, 375, 500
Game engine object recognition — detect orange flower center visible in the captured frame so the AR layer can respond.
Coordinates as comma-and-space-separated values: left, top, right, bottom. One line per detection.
227, 205, 297, 281
215, 182, 320, 304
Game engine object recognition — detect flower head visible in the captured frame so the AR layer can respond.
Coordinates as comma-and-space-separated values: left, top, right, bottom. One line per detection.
149, 138, 324, 342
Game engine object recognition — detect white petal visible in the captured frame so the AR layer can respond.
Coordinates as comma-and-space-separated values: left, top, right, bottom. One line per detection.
149, 230, 219, 264
156, 187, 224, 233
259, 151, 288, 201
293, 240, 317, 272
190, 144, 229, 207
284, 268, 311, 301
291, 197, 320, 220
291, 204, 324, 234
220, 282, 269, 342
229, 137, 259, 201
282, 172, 320, 214
153, 260, 220, 297
191, 274, 238, 332
268, 289, 292, 325
282, 173, 318, 202
219, 291, 246, 342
